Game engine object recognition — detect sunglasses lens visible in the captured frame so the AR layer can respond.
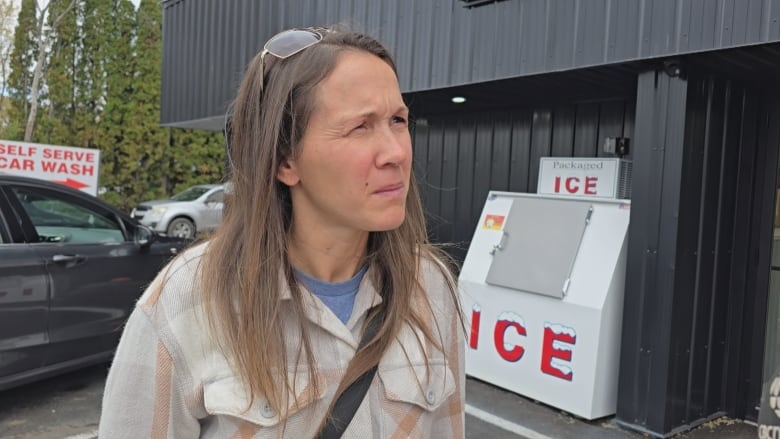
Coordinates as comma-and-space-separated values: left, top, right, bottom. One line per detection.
264, 30, 322, 58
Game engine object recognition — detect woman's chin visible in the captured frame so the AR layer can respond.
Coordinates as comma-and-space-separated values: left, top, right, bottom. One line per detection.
369, 211, 406, 232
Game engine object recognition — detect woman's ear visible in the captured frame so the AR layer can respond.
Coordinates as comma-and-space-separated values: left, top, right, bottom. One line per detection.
276, 158, 301, 187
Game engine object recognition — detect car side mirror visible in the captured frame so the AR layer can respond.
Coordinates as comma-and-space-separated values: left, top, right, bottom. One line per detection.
135, 225, 155, 248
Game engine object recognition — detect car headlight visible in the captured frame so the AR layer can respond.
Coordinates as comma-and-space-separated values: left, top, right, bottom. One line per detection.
149, 206, 168, 216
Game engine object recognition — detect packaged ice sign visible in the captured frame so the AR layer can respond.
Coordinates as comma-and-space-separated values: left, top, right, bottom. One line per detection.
0, 140, 100, 196
537, 157, 632, 199
459, 192, 630, 419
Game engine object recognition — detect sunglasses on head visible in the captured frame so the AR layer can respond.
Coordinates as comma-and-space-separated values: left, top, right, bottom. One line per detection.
259, 28, 324, 91
261, 28, 323, 60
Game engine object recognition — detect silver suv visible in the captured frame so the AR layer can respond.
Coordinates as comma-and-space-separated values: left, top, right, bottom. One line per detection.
131, 184, 225, 238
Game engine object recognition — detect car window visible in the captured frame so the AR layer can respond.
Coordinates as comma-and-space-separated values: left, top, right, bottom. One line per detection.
171, 186, 211, 201
205, 190, 224, 203
10, 186, 125, 244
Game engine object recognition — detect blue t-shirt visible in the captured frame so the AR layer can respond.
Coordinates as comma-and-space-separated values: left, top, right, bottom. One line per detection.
294, 265, 368, 324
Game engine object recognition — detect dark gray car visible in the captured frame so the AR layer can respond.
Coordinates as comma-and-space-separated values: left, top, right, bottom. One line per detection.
0, 175, 191, 391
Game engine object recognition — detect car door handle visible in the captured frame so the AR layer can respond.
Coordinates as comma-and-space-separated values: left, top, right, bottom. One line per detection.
52, 254, 86, 264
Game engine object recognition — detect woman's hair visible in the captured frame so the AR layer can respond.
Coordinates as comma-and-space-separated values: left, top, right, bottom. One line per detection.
201, 26, 461, 424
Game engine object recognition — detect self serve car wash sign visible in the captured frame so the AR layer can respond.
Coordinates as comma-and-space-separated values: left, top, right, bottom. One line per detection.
0, 140, 100, 196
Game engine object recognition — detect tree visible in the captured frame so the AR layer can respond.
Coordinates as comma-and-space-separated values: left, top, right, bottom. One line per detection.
5, 0, 36, 139
95, 0, 136, 207
38, 0, 78, 144
104, 0, 168, 210
4, 0, 225, 209
167, 129, 226, 194
71, 0, 114, 147
104, 0, 225, 209
0, 0, 18, 127
23, 0, 76, 142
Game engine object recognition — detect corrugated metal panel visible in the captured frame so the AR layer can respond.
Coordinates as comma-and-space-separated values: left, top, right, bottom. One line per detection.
617, 69, 688, 435
759, 97, 780, 427
720, 82, 780, 424
742, 88, 780, 422
161, 0, 780, 128
617, 68, 780, 436
508, 111, 532, 192
412, 100, 634, 260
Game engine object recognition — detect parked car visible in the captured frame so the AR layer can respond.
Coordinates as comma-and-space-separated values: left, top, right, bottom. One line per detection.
0, 175, 191, 391
131, 184, 225, 239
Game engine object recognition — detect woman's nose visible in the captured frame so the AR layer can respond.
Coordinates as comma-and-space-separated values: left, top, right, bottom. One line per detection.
376, 129, 410, 167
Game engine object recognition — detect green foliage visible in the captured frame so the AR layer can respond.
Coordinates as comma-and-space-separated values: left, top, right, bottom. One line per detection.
96, 0, 137, 209
106, 0, 168, 211
4, 0, 226, 212
5, 0, 36, 139
38, 0, 78, 145
167, 129, 226, 194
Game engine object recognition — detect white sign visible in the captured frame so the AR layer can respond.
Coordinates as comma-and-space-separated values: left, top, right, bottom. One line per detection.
538, 157, 620, 199
0, 140, 100, 196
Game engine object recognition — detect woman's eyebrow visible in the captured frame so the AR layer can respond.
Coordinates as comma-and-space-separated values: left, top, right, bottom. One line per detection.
351, 105, 409, 119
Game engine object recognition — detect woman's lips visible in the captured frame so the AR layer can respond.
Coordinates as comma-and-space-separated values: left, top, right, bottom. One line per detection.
374, 183, 405, 196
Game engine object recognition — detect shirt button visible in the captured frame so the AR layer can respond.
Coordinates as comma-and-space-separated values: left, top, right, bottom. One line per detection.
261, 402, 276, 419
426, 389, 436, 405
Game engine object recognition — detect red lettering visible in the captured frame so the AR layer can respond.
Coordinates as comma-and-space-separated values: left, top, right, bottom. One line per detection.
493, 313, 526, 362
584, 176, 597, 195
41, 148, 94, 162
0, 143, 36, 156
554, 176, 561, 193
541, 323, 576, 381
41, 161, 57, 172
469, 305, 481, 349
565, 177, 580, 193
0, 157, 34, 171
41, 160, 95, 175
80, 164, 94, 176
40, 161, 94, 175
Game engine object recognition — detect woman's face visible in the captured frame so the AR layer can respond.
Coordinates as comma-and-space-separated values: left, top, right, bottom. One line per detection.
277, 50, 412, 236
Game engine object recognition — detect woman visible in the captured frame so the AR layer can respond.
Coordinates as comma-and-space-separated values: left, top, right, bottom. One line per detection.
99, 26, 464, 438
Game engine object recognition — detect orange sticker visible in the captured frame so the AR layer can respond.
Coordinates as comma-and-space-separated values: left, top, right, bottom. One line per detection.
483, 214, 505, 230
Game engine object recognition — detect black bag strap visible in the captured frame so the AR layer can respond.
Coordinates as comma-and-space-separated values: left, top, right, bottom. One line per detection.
318, 310, 383, 439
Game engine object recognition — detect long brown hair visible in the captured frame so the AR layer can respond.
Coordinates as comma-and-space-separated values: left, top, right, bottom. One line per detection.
201, 26, 461, 425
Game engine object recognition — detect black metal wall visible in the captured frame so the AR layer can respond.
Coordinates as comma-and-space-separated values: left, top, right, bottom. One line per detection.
617, 66, 780, 437
161, 0, 780, 130
410, 100, 634, 261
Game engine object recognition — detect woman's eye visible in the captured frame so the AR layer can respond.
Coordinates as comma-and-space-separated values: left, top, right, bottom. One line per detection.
351, 123, 367, 132
392, 116, 408, 126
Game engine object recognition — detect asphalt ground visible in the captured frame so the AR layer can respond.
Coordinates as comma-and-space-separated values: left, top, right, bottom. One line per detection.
0, 366, 759, 439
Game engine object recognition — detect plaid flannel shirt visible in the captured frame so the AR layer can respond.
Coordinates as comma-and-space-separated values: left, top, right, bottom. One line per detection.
99, 243, 465, 438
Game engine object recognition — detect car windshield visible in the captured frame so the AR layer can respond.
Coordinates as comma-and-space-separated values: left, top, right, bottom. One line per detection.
170, 186, 211, 202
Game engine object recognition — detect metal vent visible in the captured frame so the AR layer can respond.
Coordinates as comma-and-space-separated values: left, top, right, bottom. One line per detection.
460, 0, 507, 8
617, 160, 633, 199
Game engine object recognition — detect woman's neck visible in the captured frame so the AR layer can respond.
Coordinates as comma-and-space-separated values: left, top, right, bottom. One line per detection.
288, 226, 369, 283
